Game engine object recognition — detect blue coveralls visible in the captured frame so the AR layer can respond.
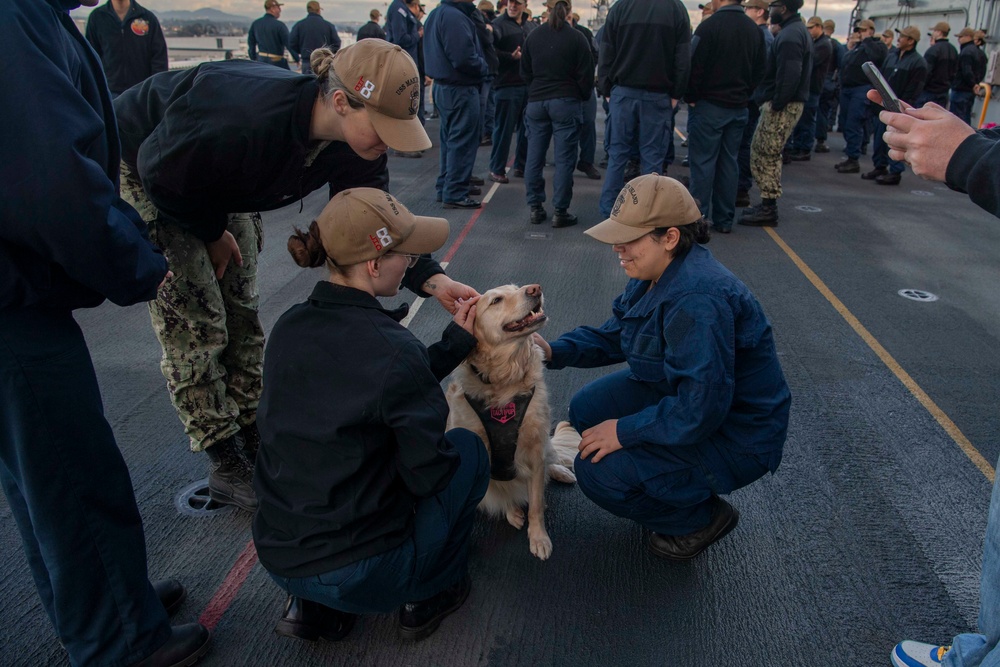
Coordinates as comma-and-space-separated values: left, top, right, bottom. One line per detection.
548, 245, 791, 535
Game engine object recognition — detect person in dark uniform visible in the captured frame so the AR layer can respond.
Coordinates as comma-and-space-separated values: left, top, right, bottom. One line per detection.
249, 0, 298, 69
815, 18, 844, 152
115, 41, 476, 515
358, 8, 387, 40
951, 27, 988, 125
833, 19, 887, 174
570, 11, 601, 180
290, 0, 341, 74
917, 21, 958, 108
535, 174, 790, 561
85, 0, 167, 98
736, 0, 775, 208
881, 28, 897, 55
863, 25, 928, 185
787, 16, 833, 160
521, 0, 593, 228
253, 188, 488, 643
488, 0, 532, 183
2, 1, 211, 664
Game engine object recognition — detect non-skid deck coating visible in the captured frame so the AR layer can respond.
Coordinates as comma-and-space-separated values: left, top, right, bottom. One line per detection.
2, 109, 999, 667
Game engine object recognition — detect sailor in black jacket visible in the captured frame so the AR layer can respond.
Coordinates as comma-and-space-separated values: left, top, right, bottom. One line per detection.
917, 25, 958, 107
84, 0, 167, 96
740, 0, 811, 227
834, 19, 887, 170
289, 1, 341, 74
866, 26, 928, 185
254, 188, 488, 641
788, 17, 832, 157
951, 28, 989, 125
114, 41, 477, 515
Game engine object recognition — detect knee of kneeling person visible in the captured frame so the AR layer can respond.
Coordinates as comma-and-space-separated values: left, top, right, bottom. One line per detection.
446, 428, 490, 477
567, 395, 602, 435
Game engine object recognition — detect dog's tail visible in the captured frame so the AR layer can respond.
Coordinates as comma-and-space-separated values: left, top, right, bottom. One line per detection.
549, 421, 582, 469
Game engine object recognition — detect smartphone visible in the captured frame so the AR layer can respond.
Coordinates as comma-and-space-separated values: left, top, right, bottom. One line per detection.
862, 61, 902, 113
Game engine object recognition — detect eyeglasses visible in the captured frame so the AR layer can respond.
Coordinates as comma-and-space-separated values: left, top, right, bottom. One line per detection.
387, 252, 421, 268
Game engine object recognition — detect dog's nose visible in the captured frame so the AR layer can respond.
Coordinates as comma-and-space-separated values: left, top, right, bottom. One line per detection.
524, 284, 541, 297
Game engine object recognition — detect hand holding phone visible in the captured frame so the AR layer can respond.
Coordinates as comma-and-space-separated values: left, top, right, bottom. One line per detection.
862, 61, 902, 113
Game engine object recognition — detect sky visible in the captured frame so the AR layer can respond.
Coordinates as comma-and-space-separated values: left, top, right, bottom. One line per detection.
72, 0, 858, 35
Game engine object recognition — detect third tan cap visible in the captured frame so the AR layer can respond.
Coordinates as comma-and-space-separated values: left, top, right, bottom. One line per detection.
929, 21, 951, 34
957, 27, 976, 38
856, 19, 875, 31
585, 175, 703, 245
743, 0, 769, 9
807, 16, 824, 28
897, 25, 921, 41
332, 40, 431, 152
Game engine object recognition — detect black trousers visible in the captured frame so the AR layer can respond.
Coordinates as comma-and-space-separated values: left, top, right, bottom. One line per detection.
0, 307, 169, 666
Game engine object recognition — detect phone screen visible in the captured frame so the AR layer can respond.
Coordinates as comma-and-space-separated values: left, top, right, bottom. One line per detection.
862, 61, 902, 113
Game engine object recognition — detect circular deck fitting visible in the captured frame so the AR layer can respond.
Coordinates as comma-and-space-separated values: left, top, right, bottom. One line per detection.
175, 478, 233, 517
796, 205, 822, 213
898, 289, 939, 302
911, 190, 935, 197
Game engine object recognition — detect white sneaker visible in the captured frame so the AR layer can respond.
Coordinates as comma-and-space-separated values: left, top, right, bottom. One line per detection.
891, 640, 951, 667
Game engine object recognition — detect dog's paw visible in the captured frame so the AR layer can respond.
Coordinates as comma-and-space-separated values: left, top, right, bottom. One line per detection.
547, 464, 576, 484
506, 506, 525, 530
529, 531, 553, 560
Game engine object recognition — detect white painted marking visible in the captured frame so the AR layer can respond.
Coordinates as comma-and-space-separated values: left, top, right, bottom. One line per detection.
399, 261, 448, 328
482, 180, 501, 204
796, 205, 822, 213
911, 190, 935, 197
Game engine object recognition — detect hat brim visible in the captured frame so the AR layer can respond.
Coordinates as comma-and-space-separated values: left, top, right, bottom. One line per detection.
584, 217, 652, 245
369, 110, 432, 153
395, 215, 450, 255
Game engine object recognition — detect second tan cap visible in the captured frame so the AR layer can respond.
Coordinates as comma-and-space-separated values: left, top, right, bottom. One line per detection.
586, 175, 703, 245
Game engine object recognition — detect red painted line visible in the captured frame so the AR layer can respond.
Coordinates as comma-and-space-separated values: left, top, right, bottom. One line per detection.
198, 540, 258, 632
197, 192, 490, 630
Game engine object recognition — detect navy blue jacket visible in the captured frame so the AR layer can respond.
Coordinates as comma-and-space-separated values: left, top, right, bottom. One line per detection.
686, 5, 765, 109
882, 47, 928, 105
253, 281, 476, 577
424, 0, 488, 86
357, 20, 386, 40
597, 0, 691, 97
923, 38, 958, 94
1, 0, 166, 312
249, 13, 297, 61
385, 0, 420, 62
548, 245, 790, 458
954, 41, 988, 92
290, 13, 341, 74
492, 11, 532, 88
114, 62, 388, 243
840, 36, 888, 88
947, 129, 1000, 217
521, 22, 593, 103
84, 0, 168, 95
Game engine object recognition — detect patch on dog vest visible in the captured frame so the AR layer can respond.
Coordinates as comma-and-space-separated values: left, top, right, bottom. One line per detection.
465, 391, 535, 481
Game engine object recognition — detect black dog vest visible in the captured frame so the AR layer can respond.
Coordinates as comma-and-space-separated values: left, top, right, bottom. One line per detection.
464, 390, 535, 481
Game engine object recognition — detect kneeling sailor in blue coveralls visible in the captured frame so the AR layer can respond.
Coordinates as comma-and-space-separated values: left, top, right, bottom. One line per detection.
535, 174, 791, 559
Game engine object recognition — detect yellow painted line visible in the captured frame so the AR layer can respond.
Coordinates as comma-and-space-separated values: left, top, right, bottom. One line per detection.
764, 226, 996, 482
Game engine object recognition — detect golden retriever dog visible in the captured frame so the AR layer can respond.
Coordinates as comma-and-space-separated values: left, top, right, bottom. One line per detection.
446, 284, 577, 560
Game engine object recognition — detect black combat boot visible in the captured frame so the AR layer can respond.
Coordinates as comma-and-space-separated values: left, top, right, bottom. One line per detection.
861, 166, 888, 180
835, 157, 860, 173
551, 209, 578, 228
739, 203, 779, 227
814, 141, 830, 153
205, 435, 258, 511
529, 205, 547, 225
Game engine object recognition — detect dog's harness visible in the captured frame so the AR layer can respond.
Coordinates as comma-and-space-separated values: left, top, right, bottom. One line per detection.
464, 389, 535, 481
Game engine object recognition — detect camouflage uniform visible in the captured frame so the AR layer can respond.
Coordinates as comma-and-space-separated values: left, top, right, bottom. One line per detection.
750, 101, 804, 199
120, 164, 265, 452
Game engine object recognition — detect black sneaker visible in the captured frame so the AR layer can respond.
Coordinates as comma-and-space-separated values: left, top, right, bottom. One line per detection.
467, 185, 482, 196
130, 624, 211, 667
648, 496, 739, 560
398, 575, 471, 641
835, 158, 860, 173
274, 596, 357, 642
529, 205, 547, 225
739, 203, 778, 227
154, 579, 186, 617
814, 141, 830, 153
577, 162, 601, 180
552, 209, 578, 228
861, 167, 888, 180
788, 150, 811, 161
469, 175, 485, 186
876, 172, 901, 185
443, 198, 481, 209
206, 435, 257, 511
510, 168, 524, 178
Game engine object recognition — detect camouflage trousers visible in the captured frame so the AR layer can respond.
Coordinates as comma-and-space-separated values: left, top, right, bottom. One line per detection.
120, 163, 265, 452
750, 101, 804, 200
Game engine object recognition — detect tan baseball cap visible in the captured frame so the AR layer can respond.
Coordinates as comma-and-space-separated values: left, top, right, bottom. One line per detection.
856, 19, 875, 31
929, 21, 951, 34
882, 29, 894, 38
315, 188, 449, 266
264, 0, 283, 8
306, 0, 321, 11
585, 175, 703, 245
545, 0, 569, 9
822, 19, 835, 30
956, 27, 976, 38
331, 40, 431, 153
896, 26, 920, 41
743, 0, 769, 9
974, 29, 988, 42
807, 16, 823, 28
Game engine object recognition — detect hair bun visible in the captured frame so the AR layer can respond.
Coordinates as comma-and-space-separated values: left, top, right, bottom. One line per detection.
311, 47, 336, 80
287, 221, 328, 268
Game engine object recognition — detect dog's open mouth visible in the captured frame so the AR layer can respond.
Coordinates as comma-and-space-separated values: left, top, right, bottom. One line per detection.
503, 302, 547, 332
